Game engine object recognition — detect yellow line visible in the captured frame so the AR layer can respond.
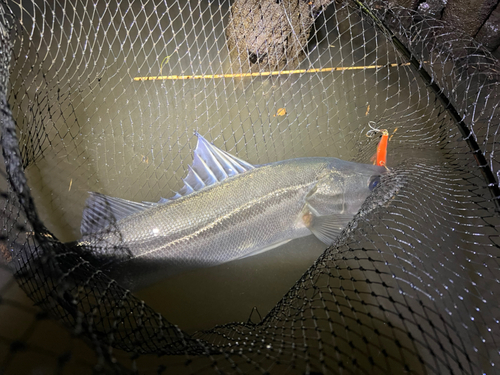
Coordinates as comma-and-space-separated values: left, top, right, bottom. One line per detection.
134, 62, 413, 81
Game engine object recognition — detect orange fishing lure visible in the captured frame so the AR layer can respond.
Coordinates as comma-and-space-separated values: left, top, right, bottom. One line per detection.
366, 122, 390, 168
374, 129, 388, 167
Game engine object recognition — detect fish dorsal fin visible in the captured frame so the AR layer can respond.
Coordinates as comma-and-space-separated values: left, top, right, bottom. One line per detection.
170, 132, 255, 200
141, 197, 170, 206
81, 192, 151, 235
194, 132, 254, 177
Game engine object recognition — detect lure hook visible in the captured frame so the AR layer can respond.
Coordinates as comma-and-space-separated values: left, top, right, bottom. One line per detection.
365, 121, 388, 138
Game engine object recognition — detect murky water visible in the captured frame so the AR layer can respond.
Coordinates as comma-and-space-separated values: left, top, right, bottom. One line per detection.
9, 0, 448, 335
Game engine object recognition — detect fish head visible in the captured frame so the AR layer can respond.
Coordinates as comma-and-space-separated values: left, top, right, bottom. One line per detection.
340, 162, 386, 214
306, 160, 386, 217
301, 159, 386, 245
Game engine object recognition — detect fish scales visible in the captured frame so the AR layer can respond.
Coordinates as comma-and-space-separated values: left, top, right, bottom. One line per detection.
81, 159, 322, 265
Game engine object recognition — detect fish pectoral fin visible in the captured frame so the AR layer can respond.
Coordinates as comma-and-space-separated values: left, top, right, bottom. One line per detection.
236, 239, 292, 260
81, 192, 152, 236
305, 213, 354, 246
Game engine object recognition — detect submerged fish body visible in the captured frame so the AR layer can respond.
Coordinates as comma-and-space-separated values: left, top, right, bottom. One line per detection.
77, 134, 385, 288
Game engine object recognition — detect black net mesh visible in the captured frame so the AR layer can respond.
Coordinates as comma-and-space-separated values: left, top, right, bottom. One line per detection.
1, 0, 499, 373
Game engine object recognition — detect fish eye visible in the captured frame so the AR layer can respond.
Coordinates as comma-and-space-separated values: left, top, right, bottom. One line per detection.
368, 175, 380, 191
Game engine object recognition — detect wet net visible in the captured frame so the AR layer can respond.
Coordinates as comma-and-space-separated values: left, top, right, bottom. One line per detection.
1, 0, 499, 373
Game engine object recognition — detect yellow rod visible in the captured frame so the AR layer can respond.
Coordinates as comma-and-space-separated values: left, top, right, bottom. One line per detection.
134, 62, 413, 81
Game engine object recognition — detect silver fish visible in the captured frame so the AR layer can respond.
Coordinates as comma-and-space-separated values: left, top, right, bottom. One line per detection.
76, 133, 385, 289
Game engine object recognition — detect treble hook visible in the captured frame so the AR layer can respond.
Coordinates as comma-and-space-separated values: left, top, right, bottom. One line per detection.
365, 121, 388, 138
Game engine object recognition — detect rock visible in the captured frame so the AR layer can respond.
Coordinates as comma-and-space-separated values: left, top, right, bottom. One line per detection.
476, 4, 500, 51
417, 0, 446, 17
385, 0, 419, 10
442, 0, 498, 38
226, 0, 318, 72
309, 0, 336, 14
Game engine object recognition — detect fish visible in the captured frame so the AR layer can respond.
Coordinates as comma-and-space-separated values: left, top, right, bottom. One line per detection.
75, 133, 385, 289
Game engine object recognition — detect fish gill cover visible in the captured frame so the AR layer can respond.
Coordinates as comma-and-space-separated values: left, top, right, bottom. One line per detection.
0, 0, 499, 373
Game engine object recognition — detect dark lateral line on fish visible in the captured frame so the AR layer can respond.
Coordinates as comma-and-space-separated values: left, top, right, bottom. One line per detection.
354, 0, 500, 213
133, 63, 415, 81
128, 181, 313, 260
